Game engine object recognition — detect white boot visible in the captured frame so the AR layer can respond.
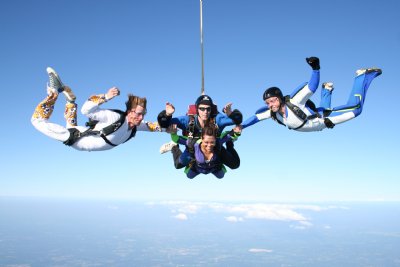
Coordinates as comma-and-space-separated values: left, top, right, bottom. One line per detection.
160, 141, 177, 154
322, 82, 334, 91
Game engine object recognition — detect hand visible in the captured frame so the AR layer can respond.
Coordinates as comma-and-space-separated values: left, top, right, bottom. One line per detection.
166, 124, 177, 134
165, 102, 175, 116
306, 57, 320, 70
223, 102, 233, 116
233, 125, 242, 134
105, 87, 120, 100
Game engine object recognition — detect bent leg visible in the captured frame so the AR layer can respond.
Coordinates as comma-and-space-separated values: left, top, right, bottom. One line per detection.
212, 166, 226, 179
320, 83, 334, 109
185, 168, 198, 179
31, 93, 70, 142
64, 102, 78, 128
220, 141, 240, 169
32, 93, 57, 121
327, 69, 381, 125
172, 146, 187, 169
31, 118, 72, 142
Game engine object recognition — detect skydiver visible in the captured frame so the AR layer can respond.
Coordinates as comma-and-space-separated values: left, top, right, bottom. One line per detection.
31, 67, 161, 151
241, 57, 382, 131
172, 125, 242, 179
157, 95, 242, 170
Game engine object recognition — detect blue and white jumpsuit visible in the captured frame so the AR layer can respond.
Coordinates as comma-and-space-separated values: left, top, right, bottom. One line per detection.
242, 68, 382, 131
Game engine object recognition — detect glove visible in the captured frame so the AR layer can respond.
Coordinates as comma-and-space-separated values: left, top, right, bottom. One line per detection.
187, 138, 197, 155
306, 57, 320, 70
228, 109, 243, 125
324, 118, 335, 129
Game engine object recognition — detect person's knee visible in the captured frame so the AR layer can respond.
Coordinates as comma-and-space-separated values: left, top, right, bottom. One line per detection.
186, 171, 196, 179
229, 161, 240, 169
214, 172, 225, 179
174, 162, 185, 169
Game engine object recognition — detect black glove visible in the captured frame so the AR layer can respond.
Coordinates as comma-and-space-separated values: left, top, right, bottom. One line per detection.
228, 109, 243, 125
187, 138, 197, 155
157, 110, 171, 128
306, 57, 320, 70
324, 118, 335, 129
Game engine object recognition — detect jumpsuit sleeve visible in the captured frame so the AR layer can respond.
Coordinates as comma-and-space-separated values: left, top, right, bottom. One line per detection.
136, 121, 163, 132
81, 94, 121, 124
241, 107, 271, 129
159, 114, 190, 131
215, 113, 235, 129
290, 70, 320, 105
171, 116, 190, 131
170, 133, 187, 145
220, 130, 241, 144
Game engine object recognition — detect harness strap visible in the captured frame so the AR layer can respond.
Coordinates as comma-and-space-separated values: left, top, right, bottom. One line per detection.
187, 115, 195, 139
272, 96, 322, 130
63, 109, 136, 147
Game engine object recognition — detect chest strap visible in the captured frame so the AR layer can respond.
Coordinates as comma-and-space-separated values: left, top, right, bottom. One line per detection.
271, 96, 321, 130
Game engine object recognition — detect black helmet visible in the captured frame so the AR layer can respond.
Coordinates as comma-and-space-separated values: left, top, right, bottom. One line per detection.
195, 95, 214, 107
263, 87, 283, 101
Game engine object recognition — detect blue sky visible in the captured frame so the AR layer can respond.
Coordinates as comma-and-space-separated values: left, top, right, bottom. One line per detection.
1, 0, 398, 202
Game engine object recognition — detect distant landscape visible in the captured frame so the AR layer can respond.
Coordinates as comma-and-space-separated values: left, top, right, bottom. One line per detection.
1, 197, 399, 266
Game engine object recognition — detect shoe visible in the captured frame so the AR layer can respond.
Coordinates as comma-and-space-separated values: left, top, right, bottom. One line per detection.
160, 141, 177, 154
62, 86, 76, 102
322, 82, 334, 91
46, 67, 76, 102
356, 68, 382, 77
46, 67, 64, 92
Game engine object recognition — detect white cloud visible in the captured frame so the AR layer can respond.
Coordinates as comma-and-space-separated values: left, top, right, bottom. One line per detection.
225, 216, 243, 222
290, 220, 313, 230
248, 248, 273, 253
159, 201, 202, 214
174, 213, 188, 221
157, 201, 342, 227
213, 203, 308, 222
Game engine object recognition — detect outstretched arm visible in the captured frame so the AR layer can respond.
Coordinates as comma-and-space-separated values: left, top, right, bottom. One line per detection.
241, 106, 271, 129
216, 105, 243, 129
220, 125, 242, 143
136, 121, 163, 132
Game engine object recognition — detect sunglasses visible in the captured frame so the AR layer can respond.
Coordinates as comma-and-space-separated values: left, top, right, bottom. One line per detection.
198, 107, 211, 112
132, 110, 147, 116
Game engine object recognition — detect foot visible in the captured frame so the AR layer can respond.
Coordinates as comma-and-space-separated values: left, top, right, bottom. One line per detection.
62, 86, 76, 102
160, 141, 177, 154
46, 67, 64, 92
356, 68, 382, 77
322, 82, 334, 91
46, 67, 76, 102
